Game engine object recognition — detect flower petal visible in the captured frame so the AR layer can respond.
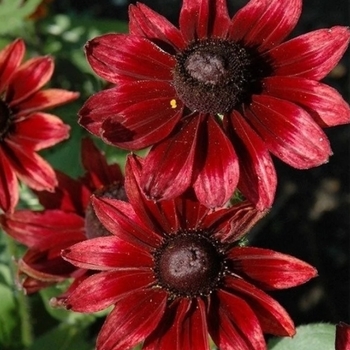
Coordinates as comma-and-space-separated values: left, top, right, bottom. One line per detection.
246, 94, 332, 169
193, 116, 239, 208
0, 148, 18, 213
225, 277, 295, 336
229, 0, 302, 50
0, 38, 25, 93
96, 289, 167, 350
225, 110, 276, 210
263, 76, 350, 127
129, 3, 185, 50
228, 247, 317, 290
269, 26, 350, 80
336, 322, 350, 350
62, 236, 153, 270
13, 112, 70, 151
62, 270, 155, 312
4, 140, 58, 191
7, 56, 54, 105
91, 196, 163, 248
179, 0, 231, 40
209, 290, 265, 350
85, 34, 175, 84
141, 116, 201, 202
15, 89, 79, 114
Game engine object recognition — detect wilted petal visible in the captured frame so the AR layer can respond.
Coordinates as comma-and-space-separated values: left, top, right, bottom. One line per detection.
246, 94, 332, 169
269, 26, 350, 80
227, 247, 317, 289
263, 76, 350, 127
97, 289, 167, 350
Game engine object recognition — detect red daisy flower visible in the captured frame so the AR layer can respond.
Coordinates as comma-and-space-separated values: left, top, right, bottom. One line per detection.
78, 0, 350, 210
336, 322, 350, 350
0, 38, 79, 213
60, 154, 317, 350
0, 138, 126, 293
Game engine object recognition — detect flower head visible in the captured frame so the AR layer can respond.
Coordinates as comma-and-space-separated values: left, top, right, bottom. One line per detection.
0, 138, 125, 293
0, 38, 79, 213
79, 0, 350, 210
60, 155, 317, 350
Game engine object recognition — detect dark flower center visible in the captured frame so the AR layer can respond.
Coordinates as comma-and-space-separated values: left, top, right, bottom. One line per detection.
84, 182, 127, 239
0, 100, 12, 141
154, 232, 225, 298
173, 39, 272, 114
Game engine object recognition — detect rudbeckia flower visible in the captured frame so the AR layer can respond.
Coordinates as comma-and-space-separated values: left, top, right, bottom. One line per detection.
60, 154, 317, 350
0, 138, 126, 293
78, 0, 350, 210
0, 38, 78, 213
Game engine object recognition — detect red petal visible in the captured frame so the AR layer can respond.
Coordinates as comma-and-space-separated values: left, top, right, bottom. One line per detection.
0, 39, 25, 93
269, 26, 350, 80
62, 236, 153, 270
209, 290, 265, 350
97, 289, 167, 350
228, 247, 317, 290
193, 116, 239, 208
204, 201, 267, 243
63, 270, 155, 312
246, 94, 332, 169
229, 0, 302, 50
4, 141, 58, 191
16, 89, 79, 114
129, 3, 185, 50
81, 137, 124, 189
14, 112, 70, 151
141, 116, 201, 201
7, 56, 54, 105
336, 322, 350, 350
226, 111, 276, 210
263, 76, 350, 127
225, 277, 295, 336
179, 0, 231, 41
91, 196, 163, 248
0, 148, 18, 213
85, 34, 175, 84
0, 209, 84, 248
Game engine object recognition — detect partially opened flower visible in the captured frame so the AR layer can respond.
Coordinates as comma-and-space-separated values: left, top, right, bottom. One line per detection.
0, 38, 79, 213
0, 138, 126, 293
60, 155, 317, 350
79, 0, 350, 210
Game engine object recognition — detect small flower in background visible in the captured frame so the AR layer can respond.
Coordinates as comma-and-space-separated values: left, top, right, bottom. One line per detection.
336, 322, 350, 350
0, 138, 126, 294
79, 0, 350, 210
0, 38, 79, 213
60, 154, 317, 350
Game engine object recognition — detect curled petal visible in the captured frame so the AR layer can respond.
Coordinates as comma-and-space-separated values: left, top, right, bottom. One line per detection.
269, 26, 350, 80
246, 94, 332, 169
227, 247, 317, 289
263, 76, 350, 127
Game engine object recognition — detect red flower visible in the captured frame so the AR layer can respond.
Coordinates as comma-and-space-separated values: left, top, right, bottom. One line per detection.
336, 322, 350, 350
0, 38, 79, 213
0, 138, 125, 293
60, 155, 317, 350
79, 0, 350, 210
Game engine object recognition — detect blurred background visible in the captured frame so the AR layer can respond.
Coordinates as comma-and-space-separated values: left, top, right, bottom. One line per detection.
0, 0, 348, 349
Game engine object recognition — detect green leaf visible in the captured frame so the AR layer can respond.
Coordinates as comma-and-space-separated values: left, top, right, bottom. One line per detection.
0, 0, 43, 34
269, 323, 336, 350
